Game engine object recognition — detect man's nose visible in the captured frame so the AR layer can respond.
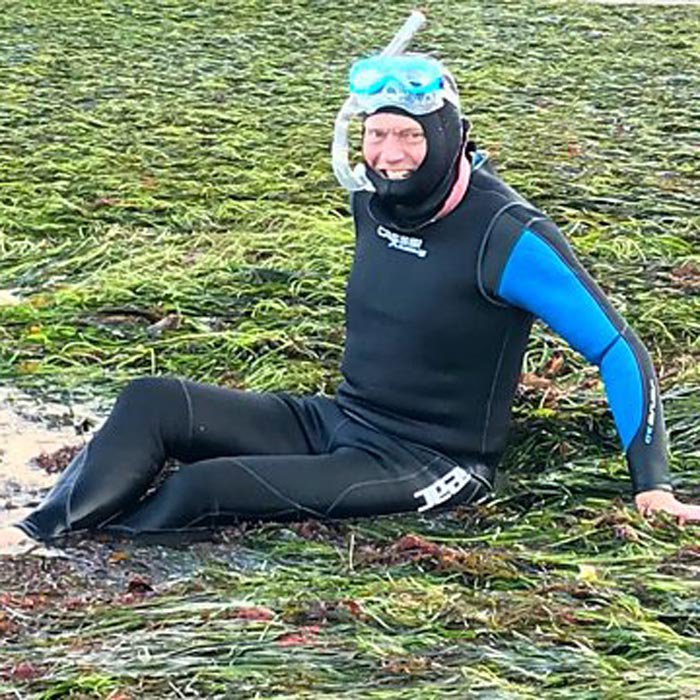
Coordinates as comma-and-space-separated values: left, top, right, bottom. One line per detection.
381, 135, 407, 162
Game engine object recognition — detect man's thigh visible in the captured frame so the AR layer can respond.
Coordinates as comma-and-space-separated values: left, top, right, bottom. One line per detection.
210, 448, 440, 521
177, 379, 319, 461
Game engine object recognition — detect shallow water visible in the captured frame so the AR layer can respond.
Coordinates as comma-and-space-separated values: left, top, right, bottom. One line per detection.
0, 386, 104, 527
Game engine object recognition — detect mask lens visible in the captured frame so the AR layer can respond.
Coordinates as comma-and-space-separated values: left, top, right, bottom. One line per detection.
398, 57, 442, 93
350, 60, 386, 94
403, 69, 433, 92
349, 55, 444, 98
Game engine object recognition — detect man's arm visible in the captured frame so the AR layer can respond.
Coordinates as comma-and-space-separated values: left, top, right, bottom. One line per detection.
481, 210, 700, 521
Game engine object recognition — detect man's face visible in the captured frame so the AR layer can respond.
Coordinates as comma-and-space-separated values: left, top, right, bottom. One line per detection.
362, 113, 427, 180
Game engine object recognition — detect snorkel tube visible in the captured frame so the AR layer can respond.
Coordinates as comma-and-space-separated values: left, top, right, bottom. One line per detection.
381, 10, 426, 57
332, 11, 427, 192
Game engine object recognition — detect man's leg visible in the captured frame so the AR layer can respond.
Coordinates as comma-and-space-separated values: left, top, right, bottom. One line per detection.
17, 376, 314, 542
102, 444, 488, 537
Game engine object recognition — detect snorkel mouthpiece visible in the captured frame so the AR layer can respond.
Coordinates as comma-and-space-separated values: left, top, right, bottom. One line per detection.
332, 11, 427, 192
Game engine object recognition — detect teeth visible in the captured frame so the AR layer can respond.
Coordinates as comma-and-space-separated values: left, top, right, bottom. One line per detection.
383, 170, 412, 180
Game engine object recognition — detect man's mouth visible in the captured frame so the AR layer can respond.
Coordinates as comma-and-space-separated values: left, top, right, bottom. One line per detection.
380, 169, 413, 180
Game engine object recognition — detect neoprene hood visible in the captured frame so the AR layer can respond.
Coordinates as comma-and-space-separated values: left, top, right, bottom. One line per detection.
365, 102, 467, 231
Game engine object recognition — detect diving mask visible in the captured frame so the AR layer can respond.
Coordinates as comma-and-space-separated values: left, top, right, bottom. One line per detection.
332, 12, 460, 192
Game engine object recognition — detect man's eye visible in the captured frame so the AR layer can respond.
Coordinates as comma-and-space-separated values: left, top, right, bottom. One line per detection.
367, 130, 387, 140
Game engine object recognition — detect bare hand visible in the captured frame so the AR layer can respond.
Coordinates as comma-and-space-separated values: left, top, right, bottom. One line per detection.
635, 489, 700, 526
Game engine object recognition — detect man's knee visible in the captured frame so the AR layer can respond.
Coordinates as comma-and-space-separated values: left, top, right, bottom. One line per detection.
120, 375, 180, 401
114, 376, 189, 443
115, 376, 185, 418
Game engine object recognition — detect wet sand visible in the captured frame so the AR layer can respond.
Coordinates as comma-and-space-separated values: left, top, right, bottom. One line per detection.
0, 386, 104, 528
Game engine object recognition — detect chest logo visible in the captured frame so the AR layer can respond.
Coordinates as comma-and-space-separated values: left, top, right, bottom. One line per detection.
376, 225, 427, 259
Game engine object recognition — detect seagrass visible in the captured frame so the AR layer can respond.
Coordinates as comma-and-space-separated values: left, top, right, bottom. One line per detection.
0, 0, 699, 697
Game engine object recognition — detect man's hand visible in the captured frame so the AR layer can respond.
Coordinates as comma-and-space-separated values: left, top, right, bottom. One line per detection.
635, 489, 700, 526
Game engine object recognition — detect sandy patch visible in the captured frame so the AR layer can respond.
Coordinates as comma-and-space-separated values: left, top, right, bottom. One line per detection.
0, 289, 22, 306
0, 387, 104, 527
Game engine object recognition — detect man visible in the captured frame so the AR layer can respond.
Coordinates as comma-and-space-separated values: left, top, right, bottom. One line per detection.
1, 17, 697, 553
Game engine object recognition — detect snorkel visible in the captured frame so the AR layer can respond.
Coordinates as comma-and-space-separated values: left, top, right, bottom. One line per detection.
332, 11, 427, 192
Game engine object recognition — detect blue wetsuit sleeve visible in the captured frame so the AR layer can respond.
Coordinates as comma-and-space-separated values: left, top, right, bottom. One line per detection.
484, 216, 672, 494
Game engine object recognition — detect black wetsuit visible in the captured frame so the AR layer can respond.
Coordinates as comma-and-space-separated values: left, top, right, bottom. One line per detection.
18, 158, 671, 543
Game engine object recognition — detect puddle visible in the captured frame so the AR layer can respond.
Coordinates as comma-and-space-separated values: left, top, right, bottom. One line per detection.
0, 386, 105, 527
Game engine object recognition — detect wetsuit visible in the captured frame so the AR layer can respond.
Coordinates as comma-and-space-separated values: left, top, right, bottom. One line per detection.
18, 158, 671, 543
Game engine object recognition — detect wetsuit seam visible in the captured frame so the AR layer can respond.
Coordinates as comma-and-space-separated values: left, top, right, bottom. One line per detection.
405, 443, 492, 492
339, 405, 492, 489
270, 393, 316, 454
610, 327, 653, 452
63, 441, 89, 533
324, 417, 351, 452
227, 457, 329, 520
468, 180, 535, 211
177, 377, 195, 450
524, 215, 549, 230
395, 434, 467, 471
15, 519, 40, 540
598, 330, 647, 447
181, 507, 300, 529
626, 341, 651, 450
324, 457, 440, 517
113, 507, 302, 534
598, 331, 625, 366
339, 406, 416, 450
480, 325, 512, 455
527, 231, 662, 477
598, 328, 667, 488
476, 201, 541, 308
